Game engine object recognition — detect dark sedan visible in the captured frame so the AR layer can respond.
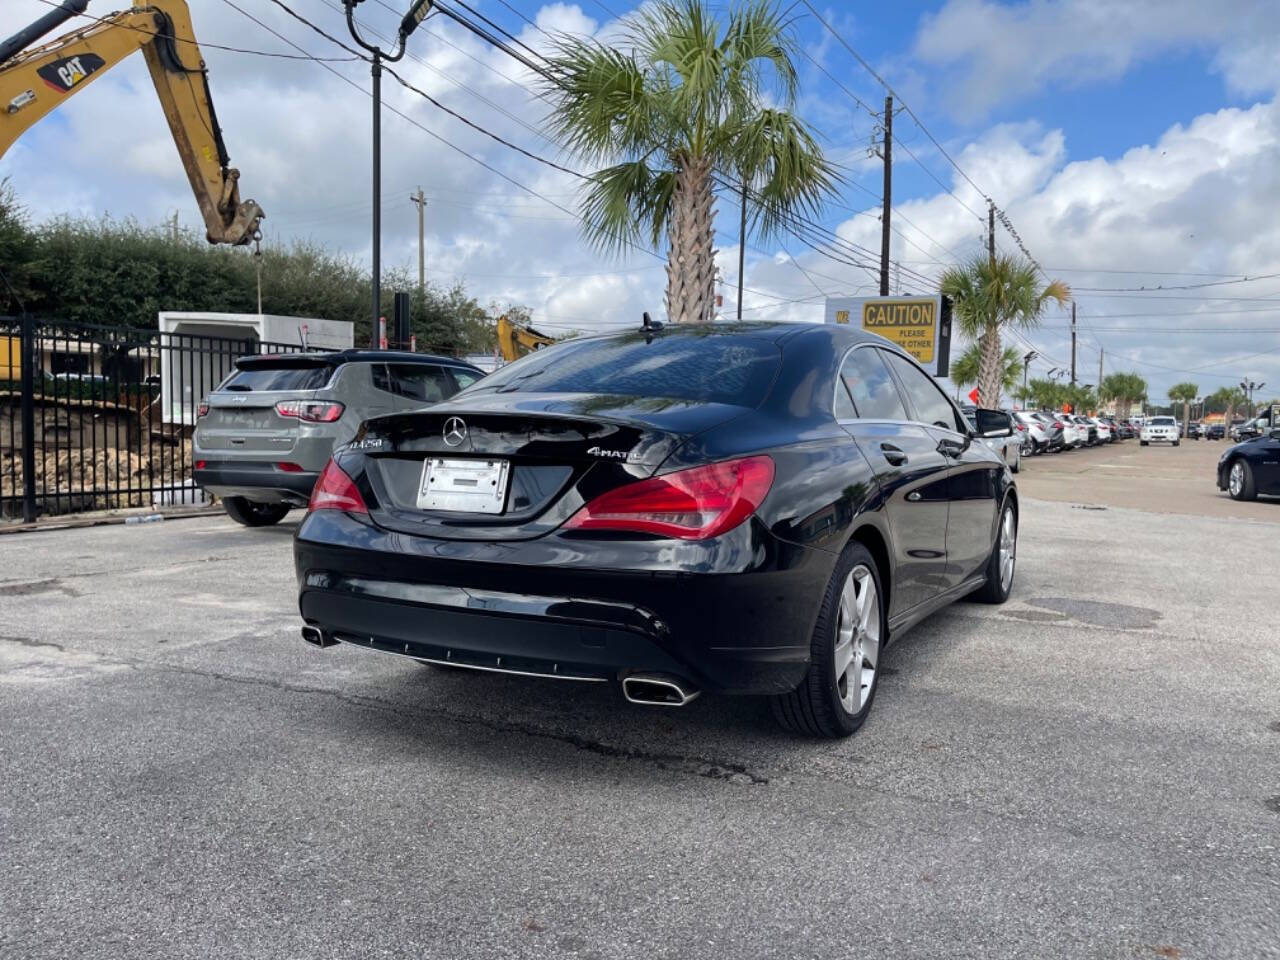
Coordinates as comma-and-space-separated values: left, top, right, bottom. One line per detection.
294, 323, 1019, 738
1218, 425, 1280, 500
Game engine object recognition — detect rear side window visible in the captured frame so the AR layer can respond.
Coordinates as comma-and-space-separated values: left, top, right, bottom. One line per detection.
839, 347, 907, 421
389, 364, 453, 402
465, 333, 780, 406
221, 365, 331, 392
448, 367, 482, 391
882, 350, 965, 433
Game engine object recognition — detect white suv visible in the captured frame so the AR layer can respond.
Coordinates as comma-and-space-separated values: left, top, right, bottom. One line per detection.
1140, 415, 1179, 447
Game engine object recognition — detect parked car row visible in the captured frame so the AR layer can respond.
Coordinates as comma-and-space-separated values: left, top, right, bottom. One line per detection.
1005, 410, 1128, 457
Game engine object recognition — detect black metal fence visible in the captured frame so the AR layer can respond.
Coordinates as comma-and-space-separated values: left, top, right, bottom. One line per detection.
1, 318, 313, 522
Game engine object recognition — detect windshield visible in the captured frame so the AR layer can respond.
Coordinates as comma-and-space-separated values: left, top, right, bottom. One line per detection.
1150, 417, 1175, 426
219, 364, 332, 392
461, 331, 781, 406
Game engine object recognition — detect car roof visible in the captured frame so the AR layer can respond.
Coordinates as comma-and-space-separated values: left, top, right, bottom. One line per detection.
237, 350, 482, 372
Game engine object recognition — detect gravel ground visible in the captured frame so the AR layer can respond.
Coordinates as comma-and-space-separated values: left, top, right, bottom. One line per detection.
1, 496, 1277, 959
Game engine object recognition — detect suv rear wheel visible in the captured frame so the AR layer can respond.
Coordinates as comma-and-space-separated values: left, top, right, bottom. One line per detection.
222, 496, 291, 527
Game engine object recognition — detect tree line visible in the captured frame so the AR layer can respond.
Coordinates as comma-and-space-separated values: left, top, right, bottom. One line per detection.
0, 181, 509, 355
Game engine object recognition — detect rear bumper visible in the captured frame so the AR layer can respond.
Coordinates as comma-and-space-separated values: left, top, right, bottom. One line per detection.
194, 461, 318, 505
293, 510, 825, 695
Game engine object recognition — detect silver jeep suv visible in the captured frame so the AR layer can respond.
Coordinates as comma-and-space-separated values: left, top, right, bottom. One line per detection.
193, 351, 484, 526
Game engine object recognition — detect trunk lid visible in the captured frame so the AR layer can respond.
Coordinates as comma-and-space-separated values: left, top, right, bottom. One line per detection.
354, 392, 748, 541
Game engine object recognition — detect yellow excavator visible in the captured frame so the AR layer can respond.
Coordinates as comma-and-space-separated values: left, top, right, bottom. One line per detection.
1, 0, 263, 245
496, 313, 556, 363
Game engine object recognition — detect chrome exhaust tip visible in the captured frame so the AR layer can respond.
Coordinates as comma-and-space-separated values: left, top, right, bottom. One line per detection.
622, 674, 700, 707
301, 625, 338, 649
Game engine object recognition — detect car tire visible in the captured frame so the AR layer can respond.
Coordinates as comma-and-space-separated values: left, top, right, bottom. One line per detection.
1173, 440, 1180, 447
222, 496, 291, 527
1140, 440, 1148, 446
771, 541, 884, 739
972, 499, 1017, 605
1227, 459, 1257, 501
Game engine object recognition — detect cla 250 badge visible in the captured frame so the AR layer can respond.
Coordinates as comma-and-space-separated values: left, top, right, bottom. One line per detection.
37, 54, 105, 93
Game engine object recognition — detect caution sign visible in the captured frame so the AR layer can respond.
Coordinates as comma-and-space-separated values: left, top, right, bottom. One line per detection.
825, 295, 952, 377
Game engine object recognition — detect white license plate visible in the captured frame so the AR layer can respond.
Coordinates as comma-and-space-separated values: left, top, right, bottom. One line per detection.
416, 457, 510, 514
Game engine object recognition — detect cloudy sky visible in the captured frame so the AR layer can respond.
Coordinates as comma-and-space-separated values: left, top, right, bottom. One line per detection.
4, 0, 1280, 403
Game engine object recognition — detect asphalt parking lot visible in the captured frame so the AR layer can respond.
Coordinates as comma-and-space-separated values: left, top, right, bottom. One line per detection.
3, 457, 1279, 958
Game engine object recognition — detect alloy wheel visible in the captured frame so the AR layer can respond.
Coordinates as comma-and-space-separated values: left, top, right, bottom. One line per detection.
833, 565, 881, 714
1229, 461, 1244, 497
999, 508, 1017, 591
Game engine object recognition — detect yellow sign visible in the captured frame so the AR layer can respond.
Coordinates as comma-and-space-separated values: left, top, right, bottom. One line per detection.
861, 298, 936, 363
834, 310, 850, 324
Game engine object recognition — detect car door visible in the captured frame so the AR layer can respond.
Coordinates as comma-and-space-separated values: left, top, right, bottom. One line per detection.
880, 350, 1001, 590
835, 345, 950, 618
1253, 430, 1280, 494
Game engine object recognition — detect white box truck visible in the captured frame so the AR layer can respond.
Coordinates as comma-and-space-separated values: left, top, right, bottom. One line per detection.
156, 312, 354, 425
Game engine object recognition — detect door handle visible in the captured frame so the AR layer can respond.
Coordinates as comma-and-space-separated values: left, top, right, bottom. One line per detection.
880, 442, 908, 466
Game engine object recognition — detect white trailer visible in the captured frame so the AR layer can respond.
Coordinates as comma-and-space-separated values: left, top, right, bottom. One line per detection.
157, 312, 354, 425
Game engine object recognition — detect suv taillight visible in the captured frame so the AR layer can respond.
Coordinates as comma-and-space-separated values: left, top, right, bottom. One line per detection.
197, 402, 209, 418
309, 458, 368, 514
276, 400, 345, 423
563, 456, 774, 540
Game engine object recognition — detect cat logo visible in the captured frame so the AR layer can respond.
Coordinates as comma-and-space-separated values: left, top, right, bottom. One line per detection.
36, 54, 106, 94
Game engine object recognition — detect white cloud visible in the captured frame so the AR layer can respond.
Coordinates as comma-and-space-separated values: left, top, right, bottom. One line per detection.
913, 0, 1280, 117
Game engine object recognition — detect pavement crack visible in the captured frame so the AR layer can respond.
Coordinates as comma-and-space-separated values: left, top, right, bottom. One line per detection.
0, 635, 67, 653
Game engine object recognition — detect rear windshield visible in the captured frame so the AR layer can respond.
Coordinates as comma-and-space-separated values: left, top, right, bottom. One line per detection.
220, 365, 332, 392
462, 332, 780, 406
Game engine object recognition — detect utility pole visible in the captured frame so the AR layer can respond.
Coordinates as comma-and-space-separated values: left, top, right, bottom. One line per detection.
737, 180, 747, 320
1070, 301, 1077, 384
1097, 347, 1103, 396
879, 95, 892, 297
170, 211, 179, 243
1021, 350, 1036, 409
410, 187, 427, 295
987, 200, 995, 265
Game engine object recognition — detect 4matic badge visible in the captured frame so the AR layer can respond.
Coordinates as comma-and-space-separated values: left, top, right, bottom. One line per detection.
37, 54, 105, 94
586, 446, 630, 460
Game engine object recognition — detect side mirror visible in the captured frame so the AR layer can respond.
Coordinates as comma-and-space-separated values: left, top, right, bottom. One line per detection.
975, 408, 1013, 438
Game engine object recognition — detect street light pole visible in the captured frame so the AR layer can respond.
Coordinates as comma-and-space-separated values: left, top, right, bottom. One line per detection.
343, 0, 434, 342
1021, 350, 1036, 409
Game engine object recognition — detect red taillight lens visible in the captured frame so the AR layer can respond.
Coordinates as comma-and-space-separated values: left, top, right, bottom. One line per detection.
194, 460, 207, 470
277, 462, 304, 473
197, 402, 209, 418
275, 400, 345, 423
308, 458, 367, 514
563, 455, 774, 540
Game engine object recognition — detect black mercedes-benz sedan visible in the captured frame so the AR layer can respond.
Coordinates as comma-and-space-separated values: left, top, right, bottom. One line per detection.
294, 322, 1018, 737
1217, 423, 1280, 500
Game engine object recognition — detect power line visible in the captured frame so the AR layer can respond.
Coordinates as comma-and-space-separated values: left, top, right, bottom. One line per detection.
28, 0, 361, 60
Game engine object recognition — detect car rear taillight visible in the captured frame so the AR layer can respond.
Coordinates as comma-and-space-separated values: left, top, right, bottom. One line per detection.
309, 459, 367, 514
563, 455, 774, 540
197, 402, 209, 418
275, 400, 345, 423
277, 462, 304, 473
194, 460, 207, 470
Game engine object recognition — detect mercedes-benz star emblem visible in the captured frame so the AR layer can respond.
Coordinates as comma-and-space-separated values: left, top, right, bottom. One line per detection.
442, 417, 468, 447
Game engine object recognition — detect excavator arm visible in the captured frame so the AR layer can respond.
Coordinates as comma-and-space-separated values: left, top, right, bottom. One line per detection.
496, 314, 556, 363
0, 0, 264, 245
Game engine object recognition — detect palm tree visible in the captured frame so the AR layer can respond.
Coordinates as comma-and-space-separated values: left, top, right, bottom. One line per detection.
1168, 381, 1198, 434
938, 254, 1069, 409
950, 342, 1022, 402
541, 0, 836, 324
1027, 377, 1066, 411
1207, 385, 1247, 429
1100, 371, 1147, 419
